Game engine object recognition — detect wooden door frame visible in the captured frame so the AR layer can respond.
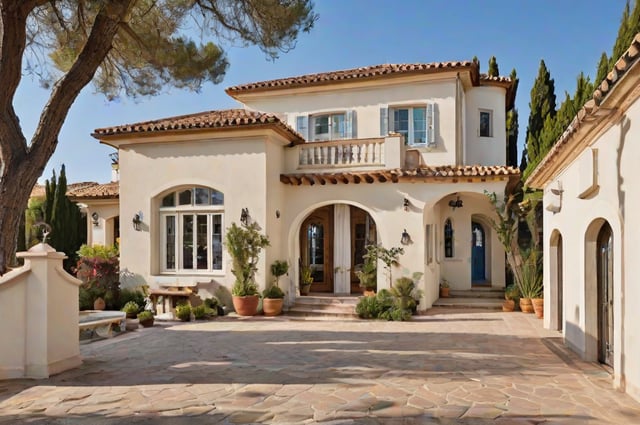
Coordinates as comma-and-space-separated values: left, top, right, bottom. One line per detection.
300, 206, 333, 292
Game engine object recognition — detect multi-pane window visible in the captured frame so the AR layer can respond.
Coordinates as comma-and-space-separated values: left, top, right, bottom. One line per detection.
160, 187, 224, 273
311, 113, 345, 141
479, 110, 493, 137
381, 104, 434, 146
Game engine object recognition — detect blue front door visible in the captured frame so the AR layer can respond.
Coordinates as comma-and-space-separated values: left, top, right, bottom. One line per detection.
471, 222, 486, 282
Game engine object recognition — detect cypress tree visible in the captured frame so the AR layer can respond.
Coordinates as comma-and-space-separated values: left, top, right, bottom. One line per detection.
488, 56, 499, 77
506, 68, 519, 168
524, 60, 556, 176
595, 52, 610, 87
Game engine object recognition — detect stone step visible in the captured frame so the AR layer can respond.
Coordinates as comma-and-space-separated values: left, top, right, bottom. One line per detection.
449, 288, 505, 299
432, 297, 504, 310
288, 294, 359, 318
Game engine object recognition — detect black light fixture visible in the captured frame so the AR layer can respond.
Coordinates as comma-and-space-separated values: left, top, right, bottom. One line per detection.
91, 212, 99, 227
403, 198, 410, 212
132, 212, 142, 231
448, 195, 463, 210
400, 229, 412, 245
240, 208, 250, 225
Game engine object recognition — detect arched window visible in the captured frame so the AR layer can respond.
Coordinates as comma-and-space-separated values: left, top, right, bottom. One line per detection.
160, 187, 224, 273
444, 218, 454, 258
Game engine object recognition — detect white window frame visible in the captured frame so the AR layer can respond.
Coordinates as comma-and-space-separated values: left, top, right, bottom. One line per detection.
311, 112, 346, 141
479, 109, 493, 138
388, 104, 435, 147
159, 187, 225, 274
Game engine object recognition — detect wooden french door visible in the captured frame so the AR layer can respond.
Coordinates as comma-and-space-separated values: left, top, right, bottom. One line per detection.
300, 206, 333, 292
597, 223, 614, 367
350, 207, 377, 294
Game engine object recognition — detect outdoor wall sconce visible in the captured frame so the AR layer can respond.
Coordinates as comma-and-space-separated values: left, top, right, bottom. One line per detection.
400, 229, 412, 245
91, 212, 99, 227
403, 198, 410, 212
132, 212, 143, 231
448, 195, 463, 210
240, 208, 250, 225
276, 209, 281, 219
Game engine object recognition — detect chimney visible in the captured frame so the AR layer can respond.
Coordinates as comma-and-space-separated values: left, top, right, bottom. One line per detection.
109, 152, 119, 182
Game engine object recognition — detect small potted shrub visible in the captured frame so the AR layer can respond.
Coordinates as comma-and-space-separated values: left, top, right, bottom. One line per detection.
137, 310, 154, 327
175, 303, 192, 322
226, 221, 270, 316
262, 285, 285, 316
192, 304, 210, 320
503, 285, 519, 312
355, 244, 377, 296
439, 279, 450, 298
300, 263, 313, 295
122, 301, 140, 319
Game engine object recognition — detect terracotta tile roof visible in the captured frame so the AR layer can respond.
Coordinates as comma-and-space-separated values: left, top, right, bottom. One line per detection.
281, 165, 520, 186
526, 33, 640, 188
66, 181, 119, 200
30, 182, 99, 199
226, 61, 479, 94
92, 109, 303, 143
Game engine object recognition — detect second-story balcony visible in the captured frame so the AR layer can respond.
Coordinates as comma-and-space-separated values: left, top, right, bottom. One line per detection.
286, 134, 405, 173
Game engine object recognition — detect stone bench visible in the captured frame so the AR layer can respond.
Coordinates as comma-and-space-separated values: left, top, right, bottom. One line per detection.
79, 311, 126, 338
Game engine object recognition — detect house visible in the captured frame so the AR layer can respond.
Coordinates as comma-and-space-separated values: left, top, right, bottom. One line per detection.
88, 59, 519, 310
526, 34, 640, 402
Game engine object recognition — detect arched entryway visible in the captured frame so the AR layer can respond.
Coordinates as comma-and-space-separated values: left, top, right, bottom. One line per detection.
549, 230, 563, 331
597, 222, 614, 367
300, 204, 376, 294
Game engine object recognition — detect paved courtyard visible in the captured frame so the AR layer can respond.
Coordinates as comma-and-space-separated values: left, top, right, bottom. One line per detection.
1, 309, 640, 424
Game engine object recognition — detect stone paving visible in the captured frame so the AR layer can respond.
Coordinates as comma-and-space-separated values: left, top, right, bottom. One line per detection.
1, 308, 640, 424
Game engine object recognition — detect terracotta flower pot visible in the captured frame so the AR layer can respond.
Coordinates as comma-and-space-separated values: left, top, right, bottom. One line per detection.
232, 295, 259, 316
520, 298, 534, 313
440, 287, 450, 298
362, 288, 376, 297
502, 299, 515, 312
93, 297, 106, 310
532, 298, 544, 318
300, 283, 312, 296
139, 318, 154, 328
263, 298, 284, 316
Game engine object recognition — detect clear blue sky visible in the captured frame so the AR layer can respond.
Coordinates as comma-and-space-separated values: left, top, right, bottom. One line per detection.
14, 0, 628, 184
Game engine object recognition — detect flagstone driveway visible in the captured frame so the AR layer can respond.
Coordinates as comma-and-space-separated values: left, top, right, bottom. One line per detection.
1, 309, 640, 424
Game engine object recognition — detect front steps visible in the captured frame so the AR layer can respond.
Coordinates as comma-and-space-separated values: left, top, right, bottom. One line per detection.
432, 287, 505, 310
288, 294, 359, 318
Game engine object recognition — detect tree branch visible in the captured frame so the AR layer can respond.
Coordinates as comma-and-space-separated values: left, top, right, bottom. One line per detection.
29, 1, 135, 163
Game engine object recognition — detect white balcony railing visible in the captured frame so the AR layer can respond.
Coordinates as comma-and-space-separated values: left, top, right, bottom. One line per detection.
298, 138, 385, 168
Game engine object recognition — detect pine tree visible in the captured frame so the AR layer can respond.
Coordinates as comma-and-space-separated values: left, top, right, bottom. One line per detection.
488, 56, 499, 77
524, 60, 556, 175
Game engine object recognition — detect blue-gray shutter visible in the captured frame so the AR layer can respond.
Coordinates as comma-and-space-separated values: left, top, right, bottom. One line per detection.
296, 115, 309, 140
346, 110, 357, 138
426, 103, 435, 146
379, 106, 388, 136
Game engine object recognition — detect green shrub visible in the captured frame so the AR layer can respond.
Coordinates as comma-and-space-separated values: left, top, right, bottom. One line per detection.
119, 288, 146, 310
175, 303, 192, 321
356, 296, 382, 319
79, 287, 93, 310
192, 305, 206, 319
204, 297, 219, 309
390, 307, 412, 322
122, 301, 140, 314
262, 285, 285, 299
137, 310, 153, 321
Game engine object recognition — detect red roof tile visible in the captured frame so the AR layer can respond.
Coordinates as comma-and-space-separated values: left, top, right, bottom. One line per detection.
30, 182, 99, 199
92, 109, 303, 143
66, 182, 119, 199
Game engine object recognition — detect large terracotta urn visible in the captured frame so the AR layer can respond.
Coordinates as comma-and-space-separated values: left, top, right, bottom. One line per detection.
232, 295, 259, 316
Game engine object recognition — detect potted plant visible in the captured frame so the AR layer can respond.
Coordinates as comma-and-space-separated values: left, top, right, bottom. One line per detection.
137, 310, 154, 327
439, 279, 450, 298
262, 285, 285, 316
226, 221, 270, 316
300, 263, 313, 295
122, 301, 140, 319
517, 248, 542, 314
355, 244, 378, 296
175, 303, 192, 321
503, 284, 519, 312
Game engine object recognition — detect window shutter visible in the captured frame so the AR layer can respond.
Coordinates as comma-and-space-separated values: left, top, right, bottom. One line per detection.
426, 103, 436, 147
379, 106, 388, 136
296, 115, 309, 140
346, 110, 357, 138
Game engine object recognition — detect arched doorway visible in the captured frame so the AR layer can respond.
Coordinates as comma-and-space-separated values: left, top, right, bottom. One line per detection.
300, 204, 376, 294
550, 230, 563, 331
597, 222, 614, 367
471, 221, 486, 283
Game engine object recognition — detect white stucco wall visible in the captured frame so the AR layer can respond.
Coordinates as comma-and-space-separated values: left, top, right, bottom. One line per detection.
541, 98, 640, 401
85, 202, 119, 246
464, 86, 507, 166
